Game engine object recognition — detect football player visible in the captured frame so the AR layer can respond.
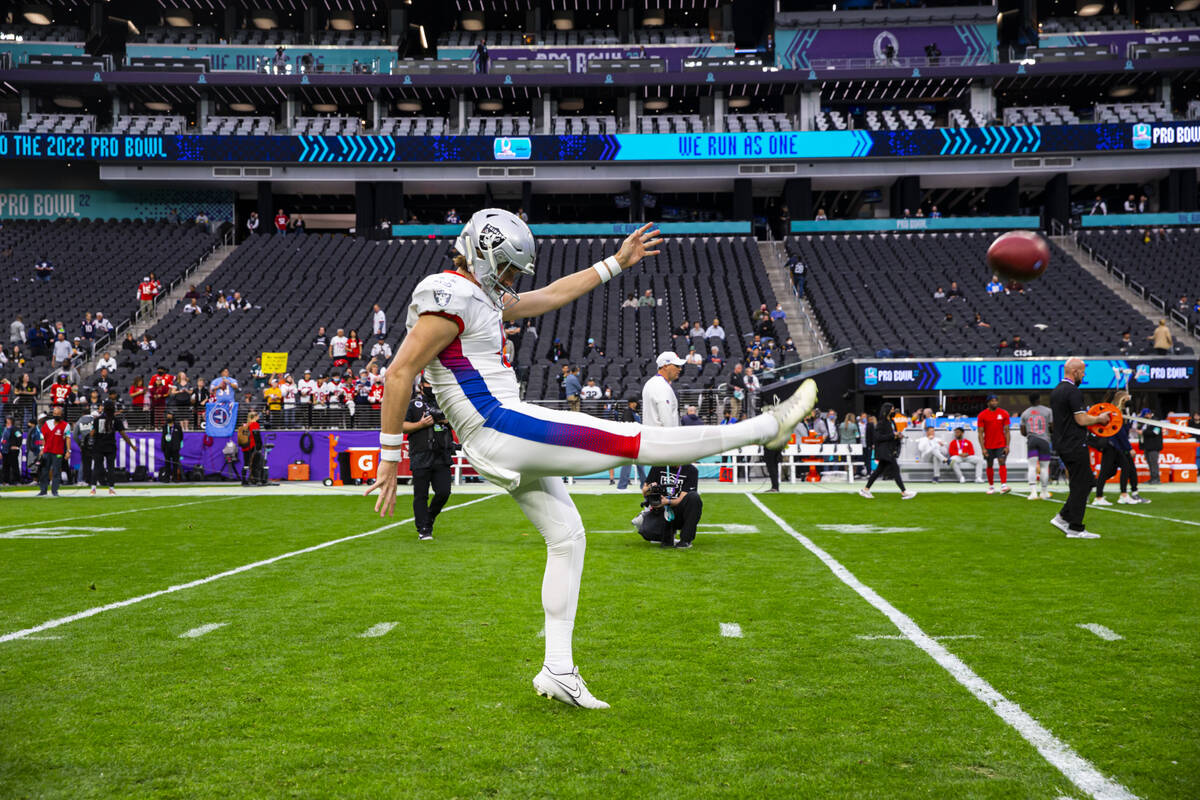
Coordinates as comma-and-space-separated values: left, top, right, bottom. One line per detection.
367, 209, 816, 709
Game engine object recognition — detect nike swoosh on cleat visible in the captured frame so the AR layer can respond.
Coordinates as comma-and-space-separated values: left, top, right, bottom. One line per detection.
549, 675, 583, 700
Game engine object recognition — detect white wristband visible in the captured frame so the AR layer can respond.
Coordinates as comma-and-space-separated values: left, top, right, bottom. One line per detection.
379, 432, 404, 446
379, 448, 403, 462
591, 256, 622, 284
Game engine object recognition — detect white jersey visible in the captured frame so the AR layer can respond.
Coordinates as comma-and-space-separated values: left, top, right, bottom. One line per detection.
406, 271, 518, 440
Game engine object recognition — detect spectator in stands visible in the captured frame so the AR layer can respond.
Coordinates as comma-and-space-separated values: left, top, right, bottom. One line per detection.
345, 330, 363, 365
371, 335, 392, 361
128, 375, 148, 412
211, 367, 239, 401
137, 275, 158, 319
564, 366, 583, 413
167, 208, 180, 224
583, 337, 603, 358
728, 363, 746, 419
685, 347, 703, 367
313, 326, 328, 349
94, 312, 113, 335
1138, 195, 1148, 213
974, 313, 991, 329
52, 332, 72, 365
752, 304, 771, 324
168, 372, 192, 426
708, 346, 724, 368
149, 365, 174, 425
930, 206, 942, 219
581, 378, 602, 405
705, 318, 725, 344
14, 374, 37, 428
1117, 330, 1134, 355
770, 303, 786, 321
80, 312, 96, 343
932, 286, 946, 300
517, 208, 529, 222
788, 254, 807, 296
1149, 319, 1172, 355
195, 211, 210, 231
777, 205, 791, 239
139, 333, 158, 352
638, 289, 656, 307
94, 367, 116, 396
274, 209, 289, 235
915, 208, 925, 218
329, 328, 349, 365
681, 405, 703, 426
814, 208, 828, 222
183, 298, 200, 314
546, 338, 567, 363
689, 321, 705, 339
291, 214, 305, 234
34, 256, 54, 283
622, 293, 638, 309
1090, 195, 1107, 215
246, 211, 260, 235
673, 321, 690, 339
372, 303, 387, 336
1179, 297, 1191, 316
475, 38, 489, 74
986, 276, 1004, 296
1124, 194, 1137, 213
445, 208, 461, 225
996, 337, 1011, 356
924, 42, 941, 65
9, 315, 25, 347
946, 281, 964, 301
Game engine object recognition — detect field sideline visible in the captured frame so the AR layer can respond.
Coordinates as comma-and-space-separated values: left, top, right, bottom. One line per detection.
0, 486, 1196, 798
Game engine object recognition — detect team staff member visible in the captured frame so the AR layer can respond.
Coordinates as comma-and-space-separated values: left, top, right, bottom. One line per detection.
642, 352, 683, 428
977, 394, 1011, 494
859, 402, 916, 499
91, 400, 134, 495
1049, 358, 1111, 538
73, 410, 95, 487
1, 416, 22, 484
36, 406, 71, 497
161, 411, 184, 483
405, 374, 456, 541
1093, 391, 1149, 506
639, 463, 702, 548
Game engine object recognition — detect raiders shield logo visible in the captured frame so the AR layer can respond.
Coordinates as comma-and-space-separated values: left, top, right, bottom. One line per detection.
433, 288, 452, 308
478, 223, 507, 251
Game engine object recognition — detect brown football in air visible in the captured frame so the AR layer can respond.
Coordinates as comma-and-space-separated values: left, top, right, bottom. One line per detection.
987, 230, 1050, 282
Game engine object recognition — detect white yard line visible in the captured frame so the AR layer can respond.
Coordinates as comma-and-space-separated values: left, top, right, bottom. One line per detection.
749, 494, 1138, 800
858, 634, 980, 641
719, 622, 744, 638
1077, 624, 1123, 642
179, 622, 227, 638
0, 497, 244, 532
0, 494, 498, 644
359, 622, 399, 638
1082, 503, 1200, 529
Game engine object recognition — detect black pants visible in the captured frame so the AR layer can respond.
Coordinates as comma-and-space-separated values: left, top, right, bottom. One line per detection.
242, 449, 264, 484
412, 465, 451, 533
78, 447, 93, 486
1096, 447, 1137, 496
763, 446, 782, 490
639, 492, 703, 545
1145, 449, 1160, 482
38, 453, 63, 495
1058, 446, 1095, 531
92, 448, 117, 487
865, 457, 906, 491
3, 450, 20, 483
163, 449, 182, 482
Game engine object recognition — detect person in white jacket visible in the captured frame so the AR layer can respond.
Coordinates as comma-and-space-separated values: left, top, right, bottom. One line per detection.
916, 426, 948, 482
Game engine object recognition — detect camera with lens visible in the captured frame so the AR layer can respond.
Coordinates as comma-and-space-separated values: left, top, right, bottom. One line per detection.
642, 482, 665, 508
431, 408, 447, 425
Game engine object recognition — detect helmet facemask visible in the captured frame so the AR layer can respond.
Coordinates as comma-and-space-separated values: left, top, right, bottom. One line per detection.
454, 209, 536, 310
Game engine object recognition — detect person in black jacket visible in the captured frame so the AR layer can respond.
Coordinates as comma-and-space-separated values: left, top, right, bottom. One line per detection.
859, 402, 916, 499
161, 412, 184, 482
862, 414, 876, 477
638, 463, 702, 548
405, 375, 455, 540
1136, 408, 1163, 484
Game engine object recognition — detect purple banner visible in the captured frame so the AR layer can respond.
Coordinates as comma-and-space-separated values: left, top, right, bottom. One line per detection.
70, 429, 385, 482
775, 24, 996, 69
438, 43, 734, 73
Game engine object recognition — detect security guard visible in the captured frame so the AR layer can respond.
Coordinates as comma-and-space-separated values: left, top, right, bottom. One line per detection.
404, 374, 455, 540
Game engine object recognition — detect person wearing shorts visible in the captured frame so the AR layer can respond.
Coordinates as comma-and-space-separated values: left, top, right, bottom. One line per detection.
1020, 394, 1053, 500
976, 394, 1011, 494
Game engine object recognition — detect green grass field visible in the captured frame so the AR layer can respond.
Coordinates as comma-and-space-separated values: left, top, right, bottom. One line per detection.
1, 488, 1197, 799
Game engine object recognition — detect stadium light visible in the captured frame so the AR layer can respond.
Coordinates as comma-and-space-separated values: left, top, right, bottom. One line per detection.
251, 9, 279, 30
728, 97, 751, 108
312, 103, 338, 113
1076, 0, 1104, 16
164, 9, 194, 28
461, 12, 484, 32
22, 6, 52, 26
329, 11, 354, 32
1177, 0, 1200, 10
230, 102, 256, 113
396, 101, 422, 112
145, 101, 172, 112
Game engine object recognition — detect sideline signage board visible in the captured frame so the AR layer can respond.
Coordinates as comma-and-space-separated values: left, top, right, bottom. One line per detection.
856, 358, 1197, 391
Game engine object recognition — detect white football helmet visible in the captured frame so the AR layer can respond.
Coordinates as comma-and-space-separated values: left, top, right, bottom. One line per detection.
453, 208, 536, 309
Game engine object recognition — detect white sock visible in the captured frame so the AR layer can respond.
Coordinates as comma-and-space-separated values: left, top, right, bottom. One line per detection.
544, 619, 574, 673
1027, 459, 1038, 491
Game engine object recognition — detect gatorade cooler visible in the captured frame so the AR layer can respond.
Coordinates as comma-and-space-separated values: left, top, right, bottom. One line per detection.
287, 462, 310, 481
347, 447, 380, 481
1171, 463, 1197, 483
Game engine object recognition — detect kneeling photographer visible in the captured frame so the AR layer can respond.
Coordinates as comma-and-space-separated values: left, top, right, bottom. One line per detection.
637, 463, 702, 549
406, 373, 456, 541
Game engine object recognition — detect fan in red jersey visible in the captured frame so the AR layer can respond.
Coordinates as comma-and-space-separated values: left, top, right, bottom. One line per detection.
976, 394, 1011, 494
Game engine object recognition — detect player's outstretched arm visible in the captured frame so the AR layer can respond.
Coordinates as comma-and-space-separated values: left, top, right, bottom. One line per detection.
502, 222, 663, 321
365, 313, 459, 517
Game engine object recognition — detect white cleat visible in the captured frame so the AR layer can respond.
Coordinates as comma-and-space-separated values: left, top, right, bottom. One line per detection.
986, 486, 995, 495
1117, 494, 1135, 505
1040, 491, 1053, 500
1092, 496, 1112, 506
900, 491, 917, 500
999, 484, 1011, 494
858, 488, 874, 499
533, 665, 609, 710
1066, 529, 1101, 539
763, 379, 818, 451
1049, 515, 1070, 534
1027, 491, 1039, 500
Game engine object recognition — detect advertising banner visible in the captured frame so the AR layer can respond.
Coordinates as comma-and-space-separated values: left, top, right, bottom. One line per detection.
775, 24, 997, 69
437, 43, 735, 73
1038, 27, 1200, 54
0, 187, 233, 221
0, 41, 394, 73
792, 216, 1039, 233
1080, 211, 1200, 228
856, 358, 1197, 392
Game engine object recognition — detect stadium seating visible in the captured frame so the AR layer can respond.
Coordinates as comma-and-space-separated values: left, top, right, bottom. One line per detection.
1003, 105, 1080, 126
201, 116, 274, 135
725, 113, 792, 133
133, 234, 789, 402
377, 117, 448, 137
18, 114, 95, 134
292, 116, 362, 136
1076, 228, 1200, 327
948, 109, 991, 128
313, 29, 387, 46
0, 220, 222, 379
638, 114, 705, 134
1094, 102, 1174, 123
135, 25, 218, 44
814, 111, 850, 131
463, 116, 532, 136
552, 116, 621, 135
863, 109, 935, 131
111, 115, 187, 135
0, 23, 86, 42
787, 231, 1172, 358
1039, 15, 1136, 33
